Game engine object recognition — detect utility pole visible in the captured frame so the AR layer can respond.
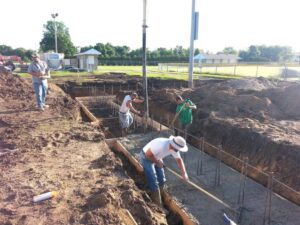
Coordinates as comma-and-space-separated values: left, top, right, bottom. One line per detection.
142, 0, 149, 118
188, 0, 199, 88
51, 13, 59, 53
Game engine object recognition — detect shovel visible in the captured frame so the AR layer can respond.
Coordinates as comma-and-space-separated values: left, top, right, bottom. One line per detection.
171, 99, 189, 126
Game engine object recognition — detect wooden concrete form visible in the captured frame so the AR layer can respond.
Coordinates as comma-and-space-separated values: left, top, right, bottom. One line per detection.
76, 98, 99, 125
76, 95, 169, 131
105, 139, 143, 173
104, 100, 169, 131
105, 138, 198, 225
78, 96, 300, 208
76, 95, 116, 102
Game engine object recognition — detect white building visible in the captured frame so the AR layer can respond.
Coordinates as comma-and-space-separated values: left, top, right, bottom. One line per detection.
75, 48, 101, 72
194, 53, 240, 64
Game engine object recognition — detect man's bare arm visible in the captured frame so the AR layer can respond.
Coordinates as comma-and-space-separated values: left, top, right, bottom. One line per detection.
126, 100, 140, 114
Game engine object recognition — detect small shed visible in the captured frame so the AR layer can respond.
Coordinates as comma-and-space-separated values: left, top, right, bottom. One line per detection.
194, 53, 240, 64
75, 48, 101, 72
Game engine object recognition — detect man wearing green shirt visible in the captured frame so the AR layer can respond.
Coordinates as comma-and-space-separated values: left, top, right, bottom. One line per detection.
175, 95, 197, 138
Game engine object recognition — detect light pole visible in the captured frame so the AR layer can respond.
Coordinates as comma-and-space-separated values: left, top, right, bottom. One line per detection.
188, 0, 199, 88
142, 0, 149, 118
51, 13, 59, 53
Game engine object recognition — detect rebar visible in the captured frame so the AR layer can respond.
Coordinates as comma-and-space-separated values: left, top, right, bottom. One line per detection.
263, 172, 273, 225
133, 113, 136, 131
197, 137, 204, 176
159, 117, 162, 133
214, 145, 221, 187
237, 157, 248, 223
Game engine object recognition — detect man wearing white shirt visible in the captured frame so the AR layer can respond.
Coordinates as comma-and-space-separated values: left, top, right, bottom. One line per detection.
119, 92, 143, 135
140, 135, 189, 206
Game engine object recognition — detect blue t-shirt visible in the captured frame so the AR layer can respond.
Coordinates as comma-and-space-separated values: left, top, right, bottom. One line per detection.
28, 60, 49, 83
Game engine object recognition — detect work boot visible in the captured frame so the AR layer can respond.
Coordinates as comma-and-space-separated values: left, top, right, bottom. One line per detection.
150, 189, 162, 207
121, 128, 127, 137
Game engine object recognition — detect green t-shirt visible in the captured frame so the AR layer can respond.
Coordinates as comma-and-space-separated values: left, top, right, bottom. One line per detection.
176, 99, 195, 125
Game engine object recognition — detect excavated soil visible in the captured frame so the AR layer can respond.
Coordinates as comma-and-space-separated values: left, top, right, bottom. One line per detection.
2, 70, 300, 224
63, 74, 300, 192
148, 77, 300, 192
0, 71, 167, 225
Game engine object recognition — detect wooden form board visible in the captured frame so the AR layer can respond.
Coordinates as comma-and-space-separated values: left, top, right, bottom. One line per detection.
105, 138, 198, 225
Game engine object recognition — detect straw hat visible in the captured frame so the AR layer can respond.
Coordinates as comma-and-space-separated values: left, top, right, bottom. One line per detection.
169, 135, 188, 152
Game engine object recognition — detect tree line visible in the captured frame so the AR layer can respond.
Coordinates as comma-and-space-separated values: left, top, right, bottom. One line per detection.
0, 20, 296, 65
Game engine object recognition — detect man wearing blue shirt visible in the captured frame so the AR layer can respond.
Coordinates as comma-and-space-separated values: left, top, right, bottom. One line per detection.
28, 53, 50, 111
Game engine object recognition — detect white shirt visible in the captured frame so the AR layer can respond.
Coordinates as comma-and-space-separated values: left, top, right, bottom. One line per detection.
120, 95, 132, 113
143, 138, 181, 160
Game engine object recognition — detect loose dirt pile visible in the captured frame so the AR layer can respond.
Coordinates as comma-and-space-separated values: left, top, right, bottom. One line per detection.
0, 72, 167, 225
149, 77, 300, 191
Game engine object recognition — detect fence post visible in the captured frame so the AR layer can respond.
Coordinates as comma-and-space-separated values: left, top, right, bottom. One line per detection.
234, 64, 237, 76
284, 64, 288, 81
256, 65, 259, 77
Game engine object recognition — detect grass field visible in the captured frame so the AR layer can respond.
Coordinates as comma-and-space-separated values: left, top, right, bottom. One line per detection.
19, 64, 300, 81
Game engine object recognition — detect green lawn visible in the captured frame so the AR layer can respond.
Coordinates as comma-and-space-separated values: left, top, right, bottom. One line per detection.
18, 65, 300, 81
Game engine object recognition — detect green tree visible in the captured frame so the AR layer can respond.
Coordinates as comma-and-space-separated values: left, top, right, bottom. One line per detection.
0, 45, 13, 55
222, 47, 237, 55
115, 45, 130, 58
40, 21, 76, 57
104, 43, 115, 57
94, 43, 107, 57
80, 45, 94, 53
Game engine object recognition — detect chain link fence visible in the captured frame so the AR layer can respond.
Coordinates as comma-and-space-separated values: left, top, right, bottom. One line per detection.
158, 63, 300, 81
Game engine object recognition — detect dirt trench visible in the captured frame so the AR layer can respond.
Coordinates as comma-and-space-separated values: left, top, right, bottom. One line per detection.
0, 71, 171, 225
59, 75, 300, 195
146, 79, 300, 196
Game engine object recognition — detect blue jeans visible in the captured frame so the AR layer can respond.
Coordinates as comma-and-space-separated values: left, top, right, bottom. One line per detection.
140, 151, 166, 191
33, 80, 48, 108
119, 112, 133, 129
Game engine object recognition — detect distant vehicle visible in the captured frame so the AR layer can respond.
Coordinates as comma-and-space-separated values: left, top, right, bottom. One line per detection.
62, 66, 85, 72
0, 55, 23, 72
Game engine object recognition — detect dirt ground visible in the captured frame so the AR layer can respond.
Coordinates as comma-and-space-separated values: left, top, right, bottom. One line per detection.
0, 71, 167, 225
62, 74, 300, 193
148, 77, 300, 192
2, 70, 300, 224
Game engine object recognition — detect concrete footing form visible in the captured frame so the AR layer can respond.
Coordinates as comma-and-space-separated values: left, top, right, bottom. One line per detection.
77, 95, 300, 225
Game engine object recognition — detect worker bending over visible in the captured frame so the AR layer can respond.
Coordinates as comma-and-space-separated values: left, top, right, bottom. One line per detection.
119, 92, 144, 136
140, 135, 189, 206
175, 95, 197, 139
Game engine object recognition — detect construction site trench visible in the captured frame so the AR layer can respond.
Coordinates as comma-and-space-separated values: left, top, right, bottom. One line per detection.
1, 72, 300, 225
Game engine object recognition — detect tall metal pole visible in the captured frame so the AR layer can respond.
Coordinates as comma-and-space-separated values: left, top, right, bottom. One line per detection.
51, 13, 59, 53
142, 0, 149, 118
188, 0, 196, 88
54, 19, 58, 53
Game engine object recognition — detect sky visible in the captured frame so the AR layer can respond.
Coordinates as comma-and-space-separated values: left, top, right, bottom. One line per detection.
1, 0, 299, 53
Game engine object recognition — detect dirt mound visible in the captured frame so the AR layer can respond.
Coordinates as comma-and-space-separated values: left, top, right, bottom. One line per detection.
224, 77, 276, 90
0, 71, 34, 100
0, 71, 168, 225
148, 78, 300, 191
262, 84, 300, 119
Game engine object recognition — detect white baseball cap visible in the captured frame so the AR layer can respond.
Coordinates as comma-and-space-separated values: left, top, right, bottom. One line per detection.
169, 135, 188, 152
